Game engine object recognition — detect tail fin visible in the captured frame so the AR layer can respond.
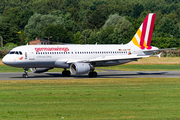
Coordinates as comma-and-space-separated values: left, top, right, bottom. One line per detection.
130, 13, 156, 50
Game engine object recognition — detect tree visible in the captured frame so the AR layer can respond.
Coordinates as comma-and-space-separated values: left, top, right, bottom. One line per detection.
102, 14, 122, 29
0, 7, 26, 45
24, 13, 64, 43
50, 10, 78, 33
112, 16, 135, 44
67, 1, 80, 22
43, 24, 71, 43
151, 37, 171, 48
131, 3, 144, 18
80, 29, 92, 44
30, 0, 51, 14
157, 18, 180, 38
88, 8, 107, 29
72, 31, 81, 44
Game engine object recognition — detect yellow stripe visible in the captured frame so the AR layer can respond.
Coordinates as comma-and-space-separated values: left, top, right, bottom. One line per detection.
143, 40, 148, 48
132, 36, 141, 47
137, 29, 142, 40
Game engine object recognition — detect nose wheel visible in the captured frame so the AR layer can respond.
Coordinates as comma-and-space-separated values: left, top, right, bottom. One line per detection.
22, 68, 29, 78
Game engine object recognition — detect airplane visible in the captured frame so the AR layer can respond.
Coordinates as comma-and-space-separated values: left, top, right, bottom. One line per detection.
2, 13, 160, 78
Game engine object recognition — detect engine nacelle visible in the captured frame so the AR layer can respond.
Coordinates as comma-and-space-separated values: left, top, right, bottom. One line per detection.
54, 59, 69, 68
30, 68, 53, 73
70, 63, 91, 74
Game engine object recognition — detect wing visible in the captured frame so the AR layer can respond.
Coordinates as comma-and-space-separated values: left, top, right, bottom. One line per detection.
67, 54, 149, 63
89, 54, 149, 62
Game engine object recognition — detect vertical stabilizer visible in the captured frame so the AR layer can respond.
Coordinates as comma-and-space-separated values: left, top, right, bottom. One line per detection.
129, 13, 156, 50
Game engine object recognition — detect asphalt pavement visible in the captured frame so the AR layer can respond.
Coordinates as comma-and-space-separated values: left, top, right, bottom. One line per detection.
0, 70, 180, 80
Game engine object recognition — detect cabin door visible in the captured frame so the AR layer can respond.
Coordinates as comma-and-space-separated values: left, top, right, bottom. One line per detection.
28, 48, 35, 60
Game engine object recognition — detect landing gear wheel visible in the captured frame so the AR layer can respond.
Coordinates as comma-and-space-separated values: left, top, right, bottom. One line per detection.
22, 74, 28, 78
93, 72, 97, 77
62, 69, 71, 77
88, 71, 97, 77
22, 68, 29, 78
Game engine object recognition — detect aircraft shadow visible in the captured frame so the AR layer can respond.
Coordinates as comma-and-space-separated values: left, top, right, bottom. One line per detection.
96, 72, 168, 78
9, 71, 169, 79
16, 71, 169, 79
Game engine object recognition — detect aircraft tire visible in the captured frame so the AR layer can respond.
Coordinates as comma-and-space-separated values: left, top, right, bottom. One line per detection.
22, 74, 28, 78
66, 71, 71, 77
62, 70, 71, 77
93, 72, 97, 77
89, 72, 97, 77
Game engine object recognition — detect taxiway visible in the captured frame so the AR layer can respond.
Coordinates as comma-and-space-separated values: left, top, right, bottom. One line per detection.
0, 70, 180, 80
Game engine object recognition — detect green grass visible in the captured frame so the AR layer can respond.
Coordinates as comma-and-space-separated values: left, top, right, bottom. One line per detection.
0, 78, 180, 119
1, 64, 180, 73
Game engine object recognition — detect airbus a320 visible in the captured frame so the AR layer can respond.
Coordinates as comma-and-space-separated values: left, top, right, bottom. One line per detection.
3, 13, 160, 78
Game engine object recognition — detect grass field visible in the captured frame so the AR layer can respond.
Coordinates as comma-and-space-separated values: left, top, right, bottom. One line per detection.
0, 78, 180, 119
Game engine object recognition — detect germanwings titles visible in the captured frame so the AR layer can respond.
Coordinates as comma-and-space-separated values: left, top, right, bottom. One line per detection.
2, 13, 160, 78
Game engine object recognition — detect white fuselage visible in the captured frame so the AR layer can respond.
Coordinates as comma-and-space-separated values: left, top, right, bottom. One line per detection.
2, 44, 146, 68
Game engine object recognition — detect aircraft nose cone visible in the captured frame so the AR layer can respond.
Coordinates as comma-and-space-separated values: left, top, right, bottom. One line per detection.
2, 56, 8, 65
2, 55, 14, 66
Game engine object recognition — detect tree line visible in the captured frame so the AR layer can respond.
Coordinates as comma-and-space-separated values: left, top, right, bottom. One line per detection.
0, 0, 180, 49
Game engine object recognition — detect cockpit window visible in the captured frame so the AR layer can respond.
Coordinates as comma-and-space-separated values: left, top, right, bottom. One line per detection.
15, 51, 19, 55
9, 51, 15, 54
8, 51, 23, 55
19, 51, 22, 55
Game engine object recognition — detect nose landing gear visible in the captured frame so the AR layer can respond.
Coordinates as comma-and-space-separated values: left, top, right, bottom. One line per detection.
22, 68, 29, 78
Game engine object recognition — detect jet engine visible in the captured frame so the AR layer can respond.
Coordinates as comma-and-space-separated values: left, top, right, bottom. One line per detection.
70, 63, 91, 74
30, 68, 53, 73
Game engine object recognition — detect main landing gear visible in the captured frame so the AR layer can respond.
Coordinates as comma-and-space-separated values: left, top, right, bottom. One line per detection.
88, 71, 97, 77
62, 68, 71, 77
22, 68, 29, 78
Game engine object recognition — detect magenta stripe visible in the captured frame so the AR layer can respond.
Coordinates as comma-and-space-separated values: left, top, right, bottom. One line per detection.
147, 14, 156, 46
140, 14, 149, 48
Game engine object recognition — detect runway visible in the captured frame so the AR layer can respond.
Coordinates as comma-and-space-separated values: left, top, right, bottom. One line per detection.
0, 70, 180, 80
